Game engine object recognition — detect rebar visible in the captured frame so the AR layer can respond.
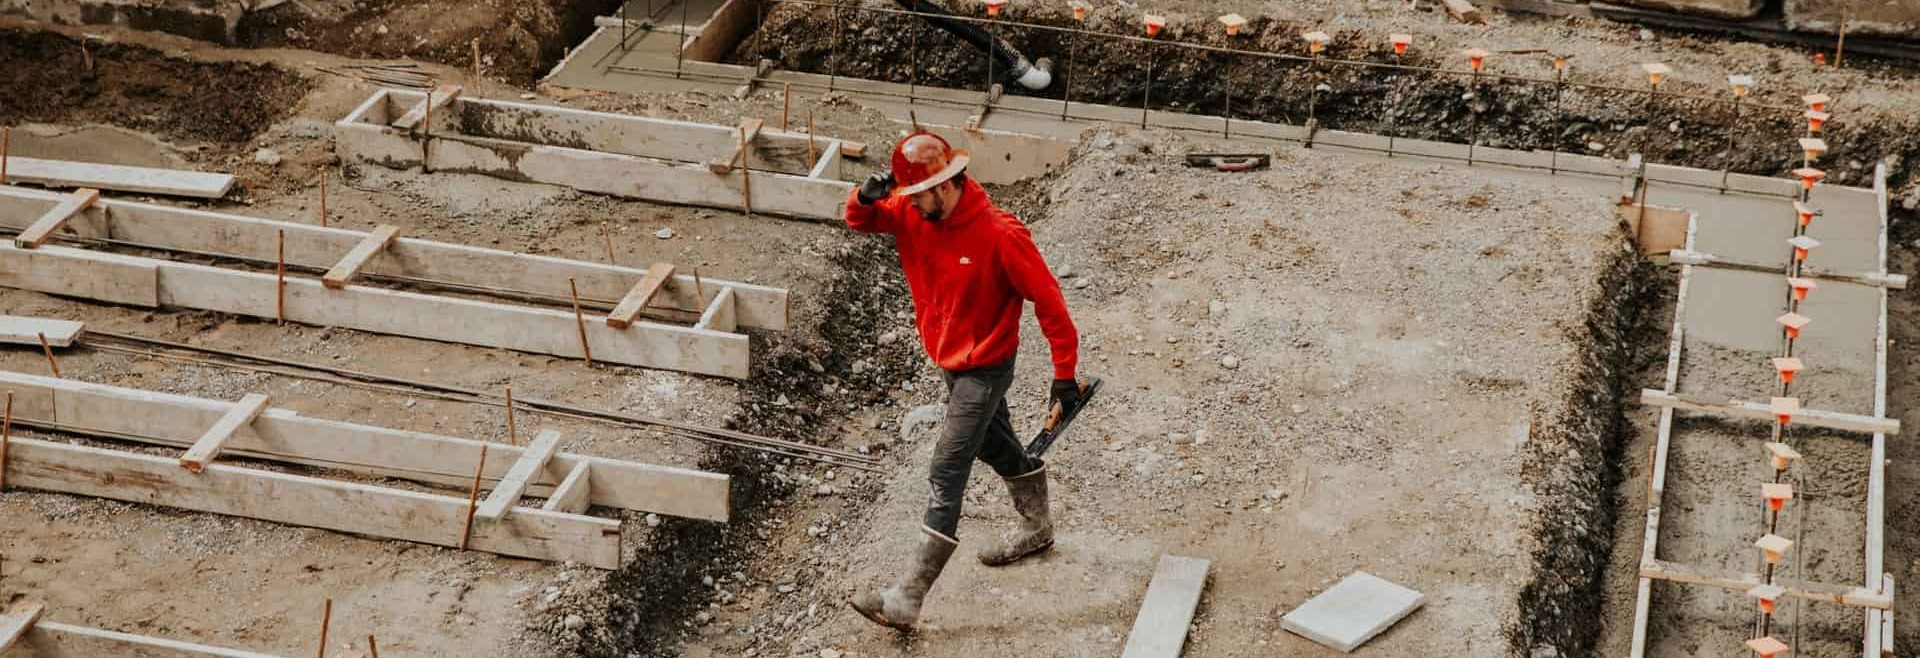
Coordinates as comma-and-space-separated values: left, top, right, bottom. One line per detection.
1720, 93, 1743, 192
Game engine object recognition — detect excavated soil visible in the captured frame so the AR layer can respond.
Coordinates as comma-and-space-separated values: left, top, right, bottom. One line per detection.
733, 2, 1920, 190
238, 0, 625, 83
0, 29, 307, 148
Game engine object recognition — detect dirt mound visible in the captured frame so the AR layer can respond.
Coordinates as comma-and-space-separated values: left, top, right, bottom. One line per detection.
0, 29, 308, 147
238, 0, 623, 84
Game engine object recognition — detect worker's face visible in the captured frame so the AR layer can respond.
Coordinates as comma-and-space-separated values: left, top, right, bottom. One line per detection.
910, 179, 961, 222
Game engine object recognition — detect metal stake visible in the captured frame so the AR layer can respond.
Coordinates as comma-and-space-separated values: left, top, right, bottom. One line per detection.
601, 221, 617, 266
36, 333, 58, 379
828, 2, 843, 92
505, 386, 518, 445
1, 126, 9, 184
276, 229, 286, 324
316, 599, 332, 658
459, 444, 489, 549
2, 391, 12, 491
1388, 54, 1405, 157
568, 278, 593, 366
1307, 51, 1322, 147
1141, 47, 1153, 129
1549, 63, 1567, 174
1060, 31, 1074, 120
1719, 94, 1743, 192
1466, 68, 1482, 165
909, 15, 920, 105
675, 0, 689, 78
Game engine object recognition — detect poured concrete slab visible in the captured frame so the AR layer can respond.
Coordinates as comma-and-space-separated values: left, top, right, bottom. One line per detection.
1282, 571, 1425, 652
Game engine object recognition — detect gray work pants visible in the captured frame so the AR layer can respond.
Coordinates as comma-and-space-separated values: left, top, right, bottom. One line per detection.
923, 357, 1038, 538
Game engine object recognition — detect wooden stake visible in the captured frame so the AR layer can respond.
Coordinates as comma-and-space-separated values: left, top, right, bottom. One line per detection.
2, 391, 12, 491
739, 129, 753, 216
782, 83, 792, 131
36, 333, 59, 379
1835, 10, 1849, 69
505, 386, 518, 446
368, 635, 379, 658
316, 598, 332, 658
276, 229, 287, 324
318, 170, 328, 228
568, 277, 592, 366
459, 443, 489, 550
600, 221, 616, 266
693, 267, 708, 309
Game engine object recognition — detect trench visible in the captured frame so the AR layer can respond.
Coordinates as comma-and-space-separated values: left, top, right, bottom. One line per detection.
565, 237, 924, 657
728, 2, 1920, 191
237, 0, 629, 84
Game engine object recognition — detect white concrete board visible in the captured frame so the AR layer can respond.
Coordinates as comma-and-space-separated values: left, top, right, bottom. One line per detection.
1281, 571, 1425, 652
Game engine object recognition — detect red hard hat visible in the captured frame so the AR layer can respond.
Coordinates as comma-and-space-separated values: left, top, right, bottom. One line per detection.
891, 132, 971, 196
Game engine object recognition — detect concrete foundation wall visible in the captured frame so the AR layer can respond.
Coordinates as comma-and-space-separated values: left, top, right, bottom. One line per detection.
1607, 0, 1764, 20
1786, 0, 1920, 38
0, 0, 247, 43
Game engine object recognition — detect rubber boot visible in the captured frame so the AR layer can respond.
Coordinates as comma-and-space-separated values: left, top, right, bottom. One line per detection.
850, 526, 959, 630
977, 461, 1054, 566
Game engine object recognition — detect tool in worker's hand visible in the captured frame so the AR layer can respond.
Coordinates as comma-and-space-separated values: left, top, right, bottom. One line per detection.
1184, 153, 1271, 172
1026, 375, 1103, 458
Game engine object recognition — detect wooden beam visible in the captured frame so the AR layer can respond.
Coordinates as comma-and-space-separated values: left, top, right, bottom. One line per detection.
706, 118, 765, 174
0, 316, 83, 347
321, 224, 402, 290
1669, 249, 1908, 289
0, 369, 730, 521
0, 185, 790, 331
1, 597, 46, 650
1120, 555, 1212, 658
1640, 558, 1891, 609
0, 157, 233, 199
606, 263, 676, 329
0, 244, 749, 378
14, 188, 98, 249
27, 619, 293, 657
543, 460, 592, 514
391, 84, 462, 131
807, 139, 844, 180
5, 437, 621, 567
475, 429, 562, 520
0, 243, 159, 308
1639, 389, 1900, 435
694, 287, 737, 333
178, 393, 270, 473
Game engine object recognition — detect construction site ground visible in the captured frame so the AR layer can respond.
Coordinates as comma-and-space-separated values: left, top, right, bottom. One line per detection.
1, 0, 1919, 656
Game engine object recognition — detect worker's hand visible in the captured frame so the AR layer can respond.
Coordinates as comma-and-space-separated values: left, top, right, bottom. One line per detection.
1047, 378, 1082, 421
857, 171, 895, 206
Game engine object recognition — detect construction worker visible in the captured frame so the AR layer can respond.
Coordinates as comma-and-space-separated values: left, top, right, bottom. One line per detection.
843, 132, 1083, 630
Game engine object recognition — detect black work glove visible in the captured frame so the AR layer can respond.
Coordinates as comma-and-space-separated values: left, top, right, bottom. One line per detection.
1047, 378, 1083, 425
857, 171, 895, 206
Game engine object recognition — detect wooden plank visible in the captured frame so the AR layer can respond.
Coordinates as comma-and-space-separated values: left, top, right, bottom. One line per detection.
368, 90, 821, 174
14, 188, 98, 249
178, 393, 270, 473
0, 157, 234, 199
1119, 555, 1212, 658
1639, 389, 1900, 435
0, 316, 83, 347
694, 287, 737, 333
0, 244, 160, 308
475, 429, 562, 521
0, 244, 749, 377
1669, 249, 1908, 289
4, 437, 622, 567
706, 118, 765, 174
1442, 0, 1484, 23
543, 460, 592, 514
417, 131, 850, 221
0, 369, 730, 521
391, 84, 463, 131
321, 224, 402, 290
26, 620, 292, 657
606, 263, 676, 329
0, 598, 45, 650
1640, 558, 1891, 609
1632, 211, 1698, 658
0, 185, 790, 331
807, 139, 844, 180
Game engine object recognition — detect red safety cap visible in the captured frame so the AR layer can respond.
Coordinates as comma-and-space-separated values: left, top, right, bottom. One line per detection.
891, 132, 972, 197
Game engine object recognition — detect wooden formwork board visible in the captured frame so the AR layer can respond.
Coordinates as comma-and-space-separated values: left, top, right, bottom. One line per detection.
3, 437, 622, 568
0, 157, 235, 199
0, 243, 749, 378
335, 89, 853, 220
0, 185, 790, 331
0, 369, 730, 522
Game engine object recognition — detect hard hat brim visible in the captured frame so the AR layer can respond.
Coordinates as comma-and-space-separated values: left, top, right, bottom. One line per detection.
893, 150, 971, 197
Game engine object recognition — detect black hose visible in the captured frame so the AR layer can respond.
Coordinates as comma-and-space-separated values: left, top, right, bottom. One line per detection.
892, 0, 1050, 89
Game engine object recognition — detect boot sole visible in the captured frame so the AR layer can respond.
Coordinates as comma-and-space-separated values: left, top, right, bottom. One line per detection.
979, 539, 1054, 567
848, 600, 915, 631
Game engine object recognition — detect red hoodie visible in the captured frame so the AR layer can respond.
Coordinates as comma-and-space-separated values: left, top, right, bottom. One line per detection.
845, 178, 1079, 380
